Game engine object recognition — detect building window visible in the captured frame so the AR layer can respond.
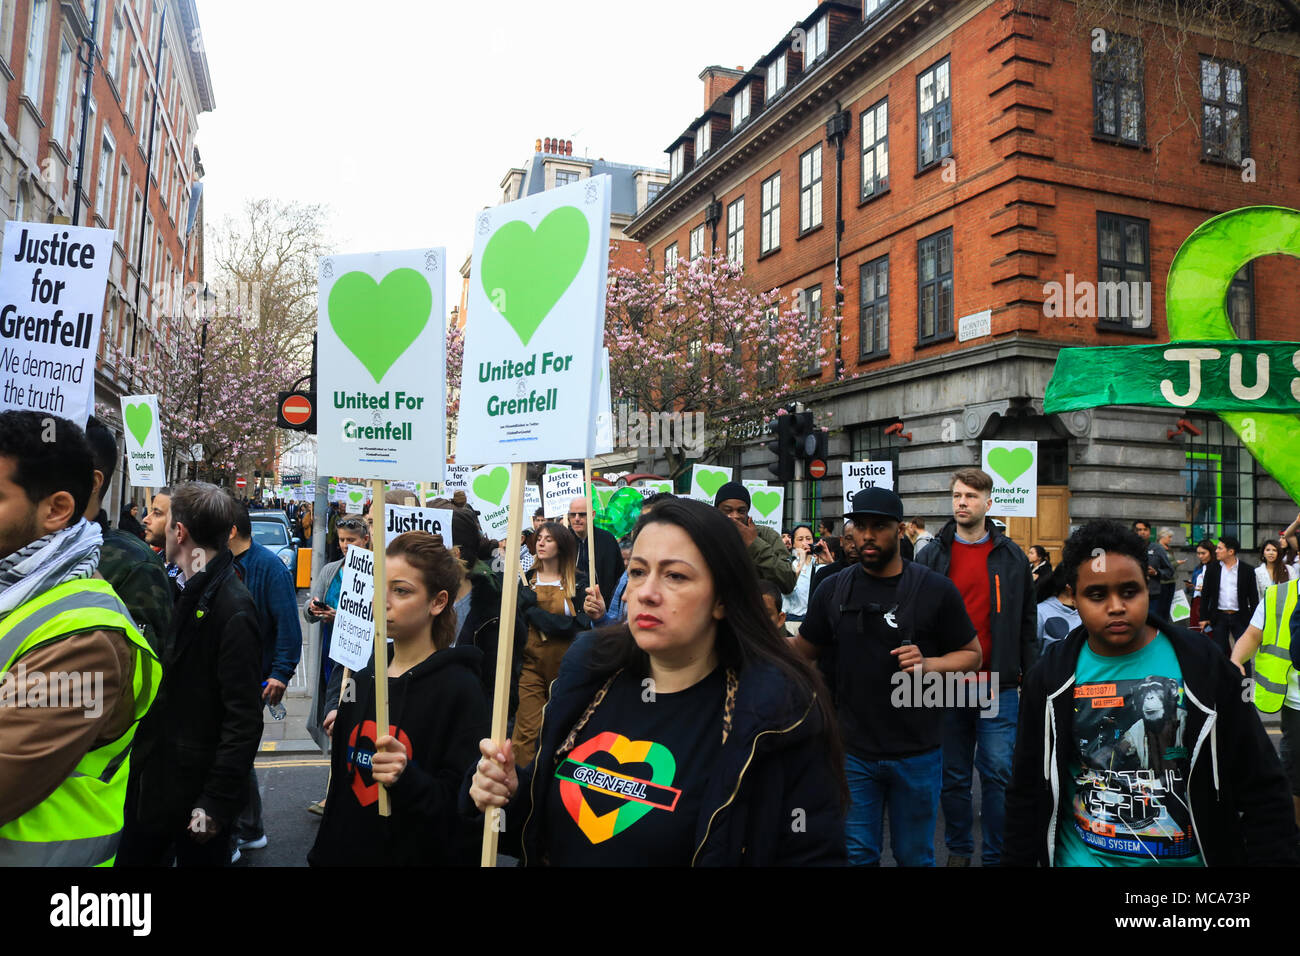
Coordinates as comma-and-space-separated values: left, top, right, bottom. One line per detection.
1226, 263, 1253, 338
863, 0, 894, 19
554, 169, 579, 188
726, 197, 744, 265
115, 166, 130, 245
806, 15, 828, 65
125, 54, 138, 125
670, 146, 684, 180
689, 224, 705, 260
1201, 56, 1247, 165
1092, 32, 1144, 145
858, 255, 889, 359
96, 136, 114, 220
860, 98, 888, 200
732, 85, 750, 128
646, 180, 664, 205
23, 0, 48, 102
799, 145, 822, 233
756, 306, 779, 388
695, 122, 712, 158
849, 421, 904, 480
917, 57, 951, 171
1183, 416, 1256, 551
664, 242, 678, 292
917, 228, 953, 343
107, 13, 123, 82
766, 54, 787, 102
760, 173, 780, 255
799, 286, 822, 376
52, 37, 74, 148
1096, 212, 1150, 328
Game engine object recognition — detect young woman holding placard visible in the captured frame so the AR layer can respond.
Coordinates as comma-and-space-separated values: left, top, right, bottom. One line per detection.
468, 498, 846, 866
510, 521, 593, 769
309, 531, 488, 866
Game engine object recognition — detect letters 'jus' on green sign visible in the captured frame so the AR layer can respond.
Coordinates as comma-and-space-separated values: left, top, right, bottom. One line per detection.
1044, 206, 1300, 504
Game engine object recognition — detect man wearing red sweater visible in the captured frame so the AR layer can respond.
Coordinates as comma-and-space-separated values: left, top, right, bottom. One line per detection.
916, 469, 1038, 866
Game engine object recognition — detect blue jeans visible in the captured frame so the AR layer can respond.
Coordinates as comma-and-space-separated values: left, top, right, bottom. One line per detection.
941, 685, 1019, 865
845, 749, 942, 866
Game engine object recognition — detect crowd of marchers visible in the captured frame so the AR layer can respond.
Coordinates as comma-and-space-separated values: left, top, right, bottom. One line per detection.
1, 408, 1296, 867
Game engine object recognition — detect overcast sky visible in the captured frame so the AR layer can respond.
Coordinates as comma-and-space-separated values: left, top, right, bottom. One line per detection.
193, 0, 803, 306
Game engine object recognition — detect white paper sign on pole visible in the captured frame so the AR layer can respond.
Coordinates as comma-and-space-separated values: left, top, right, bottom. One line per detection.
0, 221, 114, 424
689, 463, 733, 504
523, 482, 542, 517
457, 176, 612, 463
466, 463, 514, 539
594, 347, 614, 455
634, 480, 673, 499
329, 546, 376, 672
385, 505, 454, 540
388, 480, 418, 492
316, 247, 446, 482
118, 394, 166, 487
444, 464, 472, 493
842, 461, 895, 510
742, 480, 785, 532
983, 440, 1038, 517
341, 483, 367, 509
543, 469, 585, 518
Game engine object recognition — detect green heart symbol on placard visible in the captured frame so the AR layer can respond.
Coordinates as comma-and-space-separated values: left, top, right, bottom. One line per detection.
348, 491, 364, 504
751, 490, 782, 517
480, 206, 590, 347
473, 467, 509, 506
694, 468, 730, 500
124, 402, 153, 446
1165, 206, 1300, 505
987, 447, 1034, 485
328, 268, 432, 383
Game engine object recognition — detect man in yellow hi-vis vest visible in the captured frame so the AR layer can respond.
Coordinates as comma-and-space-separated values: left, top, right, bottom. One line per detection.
1232, 574, 1300, 829
0, 411, 160, 866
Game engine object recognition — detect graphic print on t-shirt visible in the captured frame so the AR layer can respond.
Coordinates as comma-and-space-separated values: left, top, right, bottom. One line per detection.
346, 720, 413, 807
555, 731, 680, 843
1070, 675, 1198, 860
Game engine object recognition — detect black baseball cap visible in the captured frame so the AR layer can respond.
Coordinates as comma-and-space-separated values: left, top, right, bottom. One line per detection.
845, 487, 904, 522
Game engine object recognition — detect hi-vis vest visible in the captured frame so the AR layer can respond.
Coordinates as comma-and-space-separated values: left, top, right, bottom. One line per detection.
0, 578, 160, 866
1254, 579, 1298, 714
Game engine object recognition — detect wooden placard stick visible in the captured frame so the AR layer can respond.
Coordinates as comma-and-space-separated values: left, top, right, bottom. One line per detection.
481, 460, 527, 866
369, 478, 391, 817
583, 460, 597, 590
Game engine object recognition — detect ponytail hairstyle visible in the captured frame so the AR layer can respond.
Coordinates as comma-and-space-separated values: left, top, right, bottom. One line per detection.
386, 531, 464, 650
535, 520, 579, 598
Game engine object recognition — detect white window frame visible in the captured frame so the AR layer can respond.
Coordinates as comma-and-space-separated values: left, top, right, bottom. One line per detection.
807, 16, 828, 64
694, 122, 710, 158
726, 197, 744, 265
52, 36, 73, 148
799, 145, 822, 232
96, 133, 115, 220
732, 85, 750, 128
689, 224, 705, 260
760, 173, 780, 255
670, 145, 684, 180
664, 242, 678, 291
23, 0, 49, 102
766, 54, 787, 102
115, 164, 130, 245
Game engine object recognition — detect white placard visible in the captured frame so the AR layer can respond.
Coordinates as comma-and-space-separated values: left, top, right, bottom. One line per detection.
444, 464, 472, 493
457, 176, 612, 463
983, 440, 1038, 517
842, 461, 895, 510
689, 463, 733, 503
387, 479, 418, 491
543, 468, 585, 518
340, 483, 367, 509
635, 480, 673, 499
329, 546, 376, 672
119, 393, 166, 487
957, 309, 992, 343
523, 482, 542, 517
466, 463, 514, 539
0, 221, 114, 424
316, 247, 447, 482
594, 347, 613, 455
385, 505, 454, 540
743, 480, 785, 531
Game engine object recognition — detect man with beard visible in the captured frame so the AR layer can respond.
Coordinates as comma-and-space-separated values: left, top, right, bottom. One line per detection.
791, 488, 980, 865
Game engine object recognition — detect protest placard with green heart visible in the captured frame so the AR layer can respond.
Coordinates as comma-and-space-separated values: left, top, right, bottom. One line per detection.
982, 441, 1038, 517
316, 248, 446, 482
119, 394, 166, 487
458, 177, 612, 464
689, 464, 733, 504
742, 480, 785, 532
467, 464, 515, 538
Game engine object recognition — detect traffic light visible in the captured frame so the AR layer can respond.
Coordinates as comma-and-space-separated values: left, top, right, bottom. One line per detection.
806, 427, 828, 462
790, 411, 815, 459
765, 412, 796, 482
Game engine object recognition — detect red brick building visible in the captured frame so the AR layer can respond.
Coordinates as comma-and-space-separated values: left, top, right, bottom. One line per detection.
627, 0, 1300, 560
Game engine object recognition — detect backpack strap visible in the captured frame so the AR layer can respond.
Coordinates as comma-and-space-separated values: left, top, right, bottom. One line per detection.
827, 559, 928, 635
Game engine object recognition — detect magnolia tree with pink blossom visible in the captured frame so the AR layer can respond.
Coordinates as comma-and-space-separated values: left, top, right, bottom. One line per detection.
604, 254, 820, 479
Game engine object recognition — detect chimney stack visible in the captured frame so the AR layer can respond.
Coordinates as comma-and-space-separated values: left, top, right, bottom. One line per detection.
698, 65, 747, 110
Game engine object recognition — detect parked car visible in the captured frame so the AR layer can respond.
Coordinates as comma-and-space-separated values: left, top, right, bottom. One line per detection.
250, 513, 298, 578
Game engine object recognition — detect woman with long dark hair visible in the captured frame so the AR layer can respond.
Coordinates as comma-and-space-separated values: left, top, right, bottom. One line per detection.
309, 532, 488, 866
1027, 544, 1053, 604
510, 520, 592, 769
469, 498, 846, 865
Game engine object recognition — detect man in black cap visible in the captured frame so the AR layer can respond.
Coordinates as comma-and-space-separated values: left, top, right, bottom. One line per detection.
714, 481, 796, 594
791, 487, 981, 866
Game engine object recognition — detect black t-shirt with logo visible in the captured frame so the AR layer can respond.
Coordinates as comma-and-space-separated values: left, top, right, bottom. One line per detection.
545, 667, 724, 865
800, 564, 975, 760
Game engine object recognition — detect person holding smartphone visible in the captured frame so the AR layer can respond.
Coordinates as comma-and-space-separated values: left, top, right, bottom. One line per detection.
782, 525, 819, 627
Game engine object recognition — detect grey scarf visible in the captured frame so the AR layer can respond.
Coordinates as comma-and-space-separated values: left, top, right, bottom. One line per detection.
0, 518, 103, 620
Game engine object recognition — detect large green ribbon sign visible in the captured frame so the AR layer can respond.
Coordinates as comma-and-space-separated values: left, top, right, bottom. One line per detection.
1044, 206, 1300, 504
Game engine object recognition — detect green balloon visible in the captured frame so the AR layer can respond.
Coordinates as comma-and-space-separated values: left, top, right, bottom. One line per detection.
593, 487, 644, 539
